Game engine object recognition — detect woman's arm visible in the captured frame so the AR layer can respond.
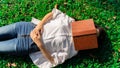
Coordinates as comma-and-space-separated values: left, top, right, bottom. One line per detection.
30, 12, 55, 64
31, 12, 53, 38
36, 4, 58, 30
35, 12, 53, 30
36, 39, 55, 64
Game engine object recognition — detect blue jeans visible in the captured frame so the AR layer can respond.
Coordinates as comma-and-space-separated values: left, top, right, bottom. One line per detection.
0, 22, 39, 56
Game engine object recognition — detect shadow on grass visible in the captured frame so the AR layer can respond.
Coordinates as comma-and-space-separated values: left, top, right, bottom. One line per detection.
55, 28, 114, 68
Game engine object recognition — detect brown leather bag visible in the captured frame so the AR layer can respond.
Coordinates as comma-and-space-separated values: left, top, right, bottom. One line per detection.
72, 19, 98, 51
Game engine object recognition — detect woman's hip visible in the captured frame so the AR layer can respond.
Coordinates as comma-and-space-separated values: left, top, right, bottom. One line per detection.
14, 22, 39, 55
15, 22, 36, 37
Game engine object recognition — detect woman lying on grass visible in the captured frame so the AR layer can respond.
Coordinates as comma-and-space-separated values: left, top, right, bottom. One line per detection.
0, 5, 105, 68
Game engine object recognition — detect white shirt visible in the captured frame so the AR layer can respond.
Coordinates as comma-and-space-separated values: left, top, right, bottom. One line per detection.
30, 8, 78, 68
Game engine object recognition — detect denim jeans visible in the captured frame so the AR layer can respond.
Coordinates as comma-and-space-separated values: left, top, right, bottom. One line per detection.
0, 22, 39, 56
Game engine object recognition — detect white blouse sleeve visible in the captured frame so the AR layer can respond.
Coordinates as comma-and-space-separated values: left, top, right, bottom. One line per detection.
52, 8, 75, 23
52, 8, 61, 19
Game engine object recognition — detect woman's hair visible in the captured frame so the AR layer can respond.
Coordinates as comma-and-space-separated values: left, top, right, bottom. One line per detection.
95, 25, 106, 46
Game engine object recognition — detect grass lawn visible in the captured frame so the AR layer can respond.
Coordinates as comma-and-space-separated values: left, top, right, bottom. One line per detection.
0, 0, 120, 68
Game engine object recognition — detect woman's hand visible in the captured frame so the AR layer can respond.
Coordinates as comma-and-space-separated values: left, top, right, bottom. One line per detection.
30, 28, 41, 44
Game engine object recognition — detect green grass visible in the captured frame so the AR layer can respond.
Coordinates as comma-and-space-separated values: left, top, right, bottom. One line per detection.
0, 0, 120, 68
